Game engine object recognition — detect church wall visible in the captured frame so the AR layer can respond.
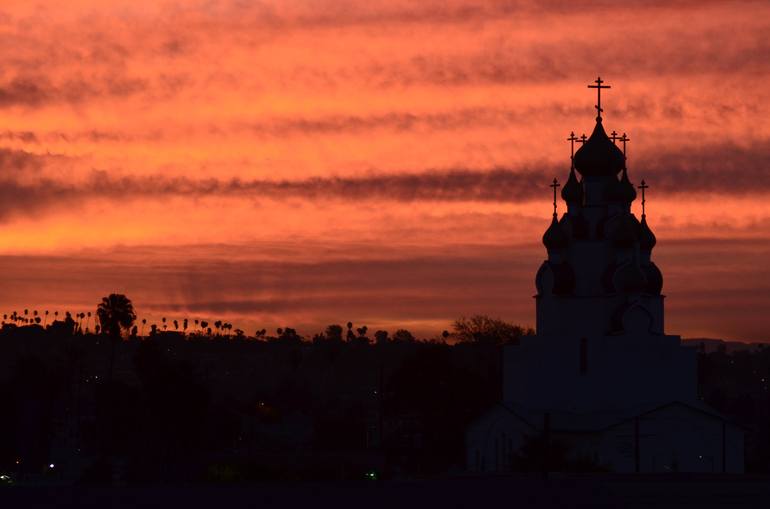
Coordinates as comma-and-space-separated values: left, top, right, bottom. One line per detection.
503, 334, 697, 412
465, 405, 532, 473
536, 294, 665, 337
597, 405, 744, 473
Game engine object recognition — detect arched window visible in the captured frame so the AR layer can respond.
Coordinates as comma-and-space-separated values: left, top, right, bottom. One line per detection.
580, 337, 588, 375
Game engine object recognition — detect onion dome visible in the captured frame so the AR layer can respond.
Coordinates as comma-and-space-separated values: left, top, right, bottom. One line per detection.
542, 214, 569, 251
611, 213, 641, 248
561, 168, 583, 204
618, 168, 637, 203
535, 260, 576, 295
573, 120, 625, 178
612, 261, 648, 294
639, 215, 656, 251
641, 262, 663, 294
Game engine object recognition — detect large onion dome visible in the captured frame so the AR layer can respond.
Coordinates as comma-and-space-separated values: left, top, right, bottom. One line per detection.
573, 120, 625, 177
639, 215, 657, 251
543, 214, 569, 250
561, 168, 583, 204
611, 213, 641, 248
612, 261, 648, 294
641, 262, 663, 294
535, 260, 576, 295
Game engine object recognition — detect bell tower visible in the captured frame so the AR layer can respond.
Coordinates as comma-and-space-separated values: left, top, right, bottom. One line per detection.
504, 78, 696, 413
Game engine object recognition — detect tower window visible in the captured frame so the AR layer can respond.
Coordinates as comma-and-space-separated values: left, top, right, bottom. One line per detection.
580, 337, 588, 375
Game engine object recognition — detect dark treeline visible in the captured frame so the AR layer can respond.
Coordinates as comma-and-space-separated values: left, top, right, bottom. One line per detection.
0, 295, 769, 483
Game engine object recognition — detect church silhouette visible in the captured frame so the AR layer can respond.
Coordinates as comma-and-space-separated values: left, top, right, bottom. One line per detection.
466, 78, 745, 474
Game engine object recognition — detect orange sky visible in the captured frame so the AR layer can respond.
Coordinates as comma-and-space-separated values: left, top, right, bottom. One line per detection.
1, 0, 770, 341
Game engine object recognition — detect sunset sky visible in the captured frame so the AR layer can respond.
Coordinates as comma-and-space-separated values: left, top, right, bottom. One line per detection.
1, 0, 770, 341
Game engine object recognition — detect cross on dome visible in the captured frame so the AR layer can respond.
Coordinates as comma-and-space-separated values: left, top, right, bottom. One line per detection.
567, 131, 578, 166
638, 179, 649, 216
620, 133, 630, 158
579, 133, 587, 144
587, 76, 611, 121
550, 178, 560, 216
610, 130, 619, 144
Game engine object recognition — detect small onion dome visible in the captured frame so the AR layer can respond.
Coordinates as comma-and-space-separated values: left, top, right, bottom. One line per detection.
560, 213, 589, 240
641, 262, 663, 294
639, 215, 656, 251
612, 261, 648, 294
618, 169, 637, 203
573, 120, 625, 178
561, 168, 583, 204
612, 213, 641, 248
543, 214, 569, 250
535, 260, 576, 295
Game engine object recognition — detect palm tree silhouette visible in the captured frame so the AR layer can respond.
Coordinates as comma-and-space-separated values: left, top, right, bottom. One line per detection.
141, 318, 147, 337
96, 294, 137, 384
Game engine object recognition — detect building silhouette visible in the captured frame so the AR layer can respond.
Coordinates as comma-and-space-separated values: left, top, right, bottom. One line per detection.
467, 79, 745, 474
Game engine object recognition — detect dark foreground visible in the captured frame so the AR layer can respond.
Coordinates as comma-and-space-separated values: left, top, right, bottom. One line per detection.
2, 475, 770, 509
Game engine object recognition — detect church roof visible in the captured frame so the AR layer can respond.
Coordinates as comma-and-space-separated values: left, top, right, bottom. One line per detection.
499, 400, 743, 433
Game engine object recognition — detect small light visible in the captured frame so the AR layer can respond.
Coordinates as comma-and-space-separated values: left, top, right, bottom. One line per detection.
49, 463, 55, 469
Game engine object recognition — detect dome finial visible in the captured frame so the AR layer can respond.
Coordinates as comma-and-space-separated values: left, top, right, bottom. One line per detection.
550, 178, 560, 216
588, 76, 611, 121
638, 179, 649, 216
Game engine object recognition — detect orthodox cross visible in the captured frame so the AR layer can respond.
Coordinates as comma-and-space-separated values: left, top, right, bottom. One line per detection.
567, 131, 578, 167
638, 179, 649, 216
610, 130, 619, 145
550, 178, 560, 215
620, 132, 630, 158
578, 133, 587, 144
588, 76, 611, 119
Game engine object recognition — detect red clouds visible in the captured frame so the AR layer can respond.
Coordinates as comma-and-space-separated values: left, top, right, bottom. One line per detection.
0, 0, 768, 340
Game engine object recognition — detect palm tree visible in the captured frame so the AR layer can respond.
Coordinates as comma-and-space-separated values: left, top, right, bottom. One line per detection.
96, 294, 137, 384
141, 318, 147, 337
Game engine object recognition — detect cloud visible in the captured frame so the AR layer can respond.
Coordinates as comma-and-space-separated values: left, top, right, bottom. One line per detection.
2, 235, 770, 340
1, 137, 770, 220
